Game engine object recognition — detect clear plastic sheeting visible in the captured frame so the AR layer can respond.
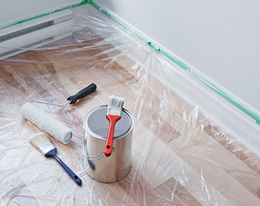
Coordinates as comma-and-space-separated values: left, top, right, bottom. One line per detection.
1, 4, 260, 206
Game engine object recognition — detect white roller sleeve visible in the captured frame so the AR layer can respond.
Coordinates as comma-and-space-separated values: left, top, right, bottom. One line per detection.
21, 102, 73, 144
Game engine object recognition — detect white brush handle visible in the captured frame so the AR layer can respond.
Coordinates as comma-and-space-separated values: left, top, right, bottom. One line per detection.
21, 102, 73, 144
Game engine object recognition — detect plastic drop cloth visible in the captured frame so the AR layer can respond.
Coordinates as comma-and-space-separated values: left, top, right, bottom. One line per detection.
1, 4, 260, 206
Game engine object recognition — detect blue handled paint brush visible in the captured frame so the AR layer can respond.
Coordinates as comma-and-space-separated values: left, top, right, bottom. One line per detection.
30, 133, 82, 185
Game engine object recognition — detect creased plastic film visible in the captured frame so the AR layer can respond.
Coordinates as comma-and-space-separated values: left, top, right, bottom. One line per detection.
0, 4, 260, 206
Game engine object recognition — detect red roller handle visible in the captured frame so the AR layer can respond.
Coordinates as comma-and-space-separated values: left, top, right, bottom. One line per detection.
105, 115, 121, 157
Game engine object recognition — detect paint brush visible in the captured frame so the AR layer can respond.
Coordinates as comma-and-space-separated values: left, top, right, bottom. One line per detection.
104, 95, 124, 157
30, 134, 82, 185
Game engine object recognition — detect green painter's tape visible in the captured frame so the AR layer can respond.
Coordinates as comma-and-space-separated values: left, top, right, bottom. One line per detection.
147, 42, 159, 53
123, 27, 130, 32
0, 0, 89, 30
89, 1, 260, 125
2, 0, 260, 125
160, 50, 191, 72
162, 49, 260, 125
88, 0, 130, 32
133, 32, 149, 44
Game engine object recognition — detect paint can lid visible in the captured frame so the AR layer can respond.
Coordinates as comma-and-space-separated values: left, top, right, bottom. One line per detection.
83, 105, 133, 140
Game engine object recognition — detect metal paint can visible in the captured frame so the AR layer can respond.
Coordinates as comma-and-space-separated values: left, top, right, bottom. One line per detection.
83, 105, 133, 183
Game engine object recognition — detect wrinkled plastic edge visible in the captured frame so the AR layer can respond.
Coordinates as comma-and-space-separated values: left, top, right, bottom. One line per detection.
89, 1, 260, 126
1, 0, 259, 126
88, 1, 260, 157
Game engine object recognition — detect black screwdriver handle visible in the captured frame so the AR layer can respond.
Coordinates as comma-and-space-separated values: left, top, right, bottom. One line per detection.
67, 83, 97, 104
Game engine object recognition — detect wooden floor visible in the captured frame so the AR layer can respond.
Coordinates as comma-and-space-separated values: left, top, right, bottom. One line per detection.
1, 31, 260, 205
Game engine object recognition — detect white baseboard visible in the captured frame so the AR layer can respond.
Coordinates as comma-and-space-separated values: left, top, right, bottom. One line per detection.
0, 9, 74, 59
84, 3, 260, 158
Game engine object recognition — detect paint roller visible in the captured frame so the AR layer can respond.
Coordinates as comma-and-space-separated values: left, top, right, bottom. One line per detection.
21, 83, 97, 144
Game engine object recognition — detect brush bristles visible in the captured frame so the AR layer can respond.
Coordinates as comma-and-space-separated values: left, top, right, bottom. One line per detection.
107, 95, 124, 116
30, 133, 56, 155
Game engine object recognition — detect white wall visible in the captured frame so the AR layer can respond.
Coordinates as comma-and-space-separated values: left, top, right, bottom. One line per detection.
0, 0, 81, 28
94, 0, 260, 114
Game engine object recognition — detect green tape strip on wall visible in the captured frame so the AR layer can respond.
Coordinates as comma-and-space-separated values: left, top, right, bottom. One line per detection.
159, 49, 260, 125
88, 0, 260, 125
1, 0, 260, 125
0, 0, 89, 30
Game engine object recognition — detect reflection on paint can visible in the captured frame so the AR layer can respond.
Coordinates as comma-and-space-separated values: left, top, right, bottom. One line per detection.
83, 105, 133, 183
